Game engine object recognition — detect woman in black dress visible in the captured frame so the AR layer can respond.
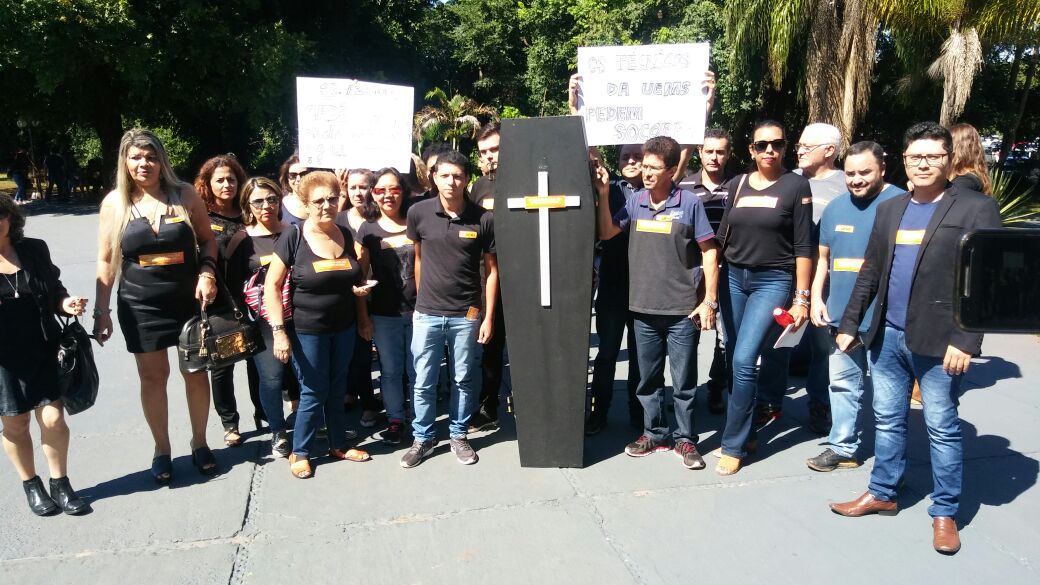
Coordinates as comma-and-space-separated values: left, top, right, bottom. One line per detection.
1, 195, 90, 515
93, 129, 220, 484
193, 154, 262, 447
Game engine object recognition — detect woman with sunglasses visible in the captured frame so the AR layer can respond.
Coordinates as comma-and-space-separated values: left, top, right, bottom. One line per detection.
356, 168, 415, 445
264, 171, 373, 479
714, 120, 813, 476
225, 177, 301, 458
277, 154, 309, 226
194, 154, 262, 447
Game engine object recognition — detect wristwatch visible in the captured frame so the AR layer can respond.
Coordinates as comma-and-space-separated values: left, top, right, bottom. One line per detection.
702, 299, 719, 310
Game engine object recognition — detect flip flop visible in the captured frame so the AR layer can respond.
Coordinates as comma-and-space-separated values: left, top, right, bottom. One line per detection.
224, 428, 242, 448
329, 448, 371, 462
151, 454, 173, 485
289, 453, 312, 479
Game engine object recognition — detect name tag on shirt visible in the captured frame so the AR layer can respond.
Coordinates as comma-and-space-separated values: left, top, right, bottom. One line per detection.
164, 216, 185, 224
481, 199, 495, 210
833, 258, 864, 272
835, 224, 855, 233
458, 230, 478, 239
895, 229, 925, 245
635, 219, 673, 234
259, 255, 273, 266
381, 235, 414, 249
139, 252, 185, 267
210, 224, 225, 232
312, 258, 353, 273
736, 196, 779, 209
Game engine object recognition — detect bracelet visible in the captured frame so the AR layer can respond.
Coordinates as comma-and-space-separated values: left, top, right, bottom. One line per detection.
198, 272, 217, 281
792, 298, 810, 307
92, 308, 112, 317
795, 289, 810, 298
271, 324, 286, 332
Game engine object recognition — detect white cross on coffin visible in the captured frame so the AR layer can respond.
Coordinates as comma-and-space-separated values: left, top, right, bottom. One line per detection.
506, 171, 581, 307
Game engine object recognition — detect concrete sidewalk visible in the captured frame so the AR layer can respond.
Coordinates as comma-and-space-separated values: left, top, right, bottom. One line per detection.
1, 205, 1037, 584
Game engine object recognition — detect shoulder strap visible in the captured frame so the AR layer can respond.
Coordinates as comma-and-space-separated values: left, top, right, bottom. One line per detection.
286, 223, 303, 266
719, 174, 747, 250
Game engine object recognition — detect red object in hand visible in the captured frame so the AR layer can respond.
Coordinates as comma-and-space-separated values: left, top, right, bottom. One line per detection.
773, 307, 794, 327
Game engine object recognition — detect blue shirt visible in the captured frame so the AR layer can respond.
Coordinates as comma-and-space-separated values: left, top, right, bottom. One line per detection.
819, 185, 903, 331
613, 184, 714, 315
885, 199, 939, 330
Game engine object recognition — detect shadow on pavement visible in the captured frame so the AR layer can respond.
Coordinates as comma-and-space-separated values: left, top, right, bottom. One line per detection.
960, 355, 1023, 393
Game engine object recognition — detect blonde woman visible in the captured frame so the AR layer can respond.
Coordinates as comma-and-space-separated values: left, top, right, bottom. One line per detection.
94, 129, 220, 484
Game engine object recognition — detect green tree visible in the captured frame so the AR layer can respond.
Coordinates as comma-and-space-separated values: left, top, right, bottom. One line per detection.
413, 87, 498, 151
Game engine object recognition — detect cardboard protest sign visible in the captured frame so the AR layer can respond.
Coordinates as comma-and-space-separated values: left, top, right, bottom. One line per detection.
296, 77, 414, 171
576, 43, 710, 146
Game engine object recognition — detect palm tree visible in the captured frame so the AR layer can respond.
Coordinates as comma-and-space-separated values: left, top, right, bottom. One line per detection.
726, 0, 879, 149
413, 87, 498, 152
870, 0, 1040, 126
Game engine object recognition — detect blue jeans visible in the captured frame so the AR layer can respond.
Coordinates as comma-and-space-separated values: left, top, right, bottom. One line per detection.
290, 325, 356, 457
823, 333, 870, 458
410, 312, 482, 441
372, 314, 415, 422
632, 313, 700, 444
867, 326, 963, 518
252, 321, 293, 434
590, 287, 640, 416
11, 172, 28, 202
719, 264, 792, 457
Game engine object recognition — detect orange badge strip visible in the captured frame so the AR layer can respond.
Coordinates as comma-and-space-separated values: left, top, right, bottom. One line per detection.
210, 224, 225, 232
312, 258, 353, 273
635, 219, 672, 234
835, 225, 855, 233
382, 235, 414, 249
895, 229, 925, 246
523, 195, 567, 209
139, 252, 186, 267
736, 196, 779, 209
458, 230, 478, 239
833, 258, 864, 272
259, 255, 273, 266
165, 216, 185, 224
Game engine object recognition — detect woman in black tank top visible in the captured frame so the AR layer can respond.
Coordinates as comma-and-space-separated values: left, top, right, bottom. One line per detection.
93, 129, 222, 484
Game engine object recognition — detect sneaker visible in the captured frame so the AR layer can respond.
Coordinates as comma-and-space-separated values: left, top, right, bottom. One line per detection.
624, 435, 670, 457
271, 431, 291, 458
753, 403, 782, 427
400, 439, 437, 468
674, 441, 706, 470
806, 448, 859, 472
382, 420, 404, 445
467, 410, 498, 433
584, 410, 607, 436
808, 404, 832, 435
449, 437, 479, 465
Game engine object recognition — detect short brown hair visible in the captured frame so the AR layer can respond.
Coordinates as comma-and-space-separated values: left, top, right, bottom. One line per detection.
297, 170, 340, 205
0, 194, 26, 242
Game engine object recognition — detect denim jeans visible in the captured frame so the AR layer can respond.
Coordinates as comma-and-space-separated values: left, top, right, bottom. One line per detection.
823, 333, 870, 458
11, 172, 27, 202
290, 325, 356, 457
371, 314, 415, 422
867, 326, 963, 518
632, 313, 700, 444
590, 287, 641, 417
251, 320, 295, 434
410, 312, 482, 441
719, 264, 793, 457
755, 324, 831, 409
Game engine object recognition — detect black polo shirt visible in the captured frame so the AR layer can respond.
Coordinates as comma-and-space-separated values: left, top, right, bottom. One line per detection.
470, 176, 496, 210
406, 197, 495, 317
680, 169, 731, 233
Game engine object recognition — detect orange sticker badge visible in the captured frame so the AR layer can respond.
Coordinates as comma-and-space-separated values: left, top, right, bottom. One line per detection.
312, 258, 353, 273
210, 223, 225, 232
382, 235, 414, 249
164, 216, 185, 224
139, 252, 186, 267
459, 230, 478, 239
835, 225, 855, 233
635, 219, 672, 234
832, 258, 864, 272
895, 230, 925, 246
736, 196, 779, 209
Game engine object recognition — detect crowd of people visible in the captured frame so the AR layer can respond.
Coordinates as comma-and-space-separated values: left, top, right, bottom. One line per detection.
0, 80, 1003, 554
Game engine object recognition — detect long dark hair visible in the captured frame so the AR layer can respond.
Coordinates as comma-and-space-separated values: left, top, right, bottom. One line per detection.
373, 167, 411, 218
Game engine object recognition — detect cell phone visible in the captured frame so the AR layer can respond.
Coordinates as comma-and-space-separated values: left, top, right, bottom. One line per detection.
956, 229, 1040, 333
360, 279, 378, 290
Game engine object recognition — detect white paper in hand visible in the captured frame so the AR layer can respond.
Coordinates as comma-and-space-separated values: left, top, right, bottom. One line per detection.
773, 323, 807, 349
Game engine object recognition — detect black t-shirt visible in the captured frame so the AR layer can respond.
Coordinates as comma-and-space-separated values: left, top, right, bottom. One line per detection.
357, 220, 416, 316
227, 228, 291, 310
718, 172, 813, 269
209, 211, 245, 250
274, 225, 362, 334
406, 197, 495, 317
470, 176, 496, 210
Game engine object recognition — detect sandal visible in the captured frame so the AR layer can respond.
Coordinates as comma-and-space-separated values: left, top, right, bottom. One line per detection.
151, 454, 173, 485
329, 447, 371, 462
224, 428, 242, 448
715, 454, 743, 476
190, 444, 219, 476
289, 453, 312, 479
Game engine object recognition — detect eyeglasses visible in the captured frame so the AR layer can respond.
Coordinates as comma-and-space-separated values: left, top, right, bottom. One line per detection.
248, 196, 280, 209
641, 163, 667, 173
902, 153, 947, 167
372, 186, 402, 196
310, 195, 340, 208
621, 152, 643, 162
795, 143, 827, 153
752, 139, 787, 153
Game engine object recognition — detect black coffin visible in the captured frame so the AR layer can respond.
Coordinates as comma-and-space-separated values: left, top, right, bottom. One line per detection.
494, 116, 595, 468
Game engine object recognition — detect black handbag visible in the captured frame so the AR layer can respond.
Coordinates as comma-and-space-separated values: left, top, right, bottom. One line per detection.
178, 272, 264, 373
56, 317, 100, 415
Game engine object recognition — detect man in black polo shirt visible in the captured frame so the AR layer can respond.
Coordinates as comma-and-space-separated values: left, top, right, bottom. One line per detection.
401, 150, 498, 468
595, 136, 719, 470
679, 128, 733, 414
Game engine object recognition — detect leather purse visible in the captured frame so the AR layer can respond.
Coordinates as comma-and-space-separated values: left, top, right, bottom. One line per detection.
56, 316, 100, 415
178, 273, 264, 373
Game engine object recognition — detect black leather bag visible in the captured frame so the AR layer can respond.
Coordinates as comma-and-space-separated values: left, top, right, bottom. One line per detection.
56, 317, 100, 415
178, 304, 264, 373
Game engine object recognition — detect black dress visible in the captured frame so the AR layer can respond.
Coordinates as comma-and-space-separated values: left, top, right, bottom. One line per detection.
117, 202, 199, 353
0, 239, 66, 416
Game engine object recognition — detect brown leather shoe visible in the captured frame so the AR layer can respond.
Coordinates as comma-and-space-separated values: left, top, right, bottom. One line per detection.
829, 492, 898, 517
932, 517, 961, 554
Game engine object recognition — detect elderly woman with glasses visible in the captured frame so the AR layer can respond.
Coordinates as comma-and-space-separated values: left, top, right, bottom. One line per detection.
264, 171, 374, 479
713, 119, 813, 476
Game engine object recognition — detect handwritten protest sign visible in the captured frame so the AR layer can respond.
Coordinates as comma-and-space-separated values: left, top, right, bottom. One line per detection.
297, 77, 414, 171
576, 43, 710, 146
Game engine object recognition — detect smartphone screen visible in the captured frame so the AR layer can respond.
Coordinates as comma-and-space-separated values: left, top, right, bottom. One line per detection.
956, 229, 1040, 333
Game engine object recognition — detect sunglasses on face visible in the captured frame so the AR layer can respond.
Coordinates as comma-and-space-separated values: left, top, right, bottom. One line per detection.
310, 195, 340, 208
372, 186, 402, 196
248, 196, 281, 209
752, 139, 787, 153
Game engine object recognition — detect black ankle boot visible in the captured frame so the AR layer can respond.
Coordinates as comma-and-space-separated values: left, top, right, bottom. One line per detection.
48, 476, 89, 515
23, 476, 59, 516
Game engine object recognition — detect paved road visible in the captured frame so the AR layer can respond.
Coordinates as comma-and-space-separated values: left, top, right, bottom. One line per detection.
2, 204, 1037, 584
